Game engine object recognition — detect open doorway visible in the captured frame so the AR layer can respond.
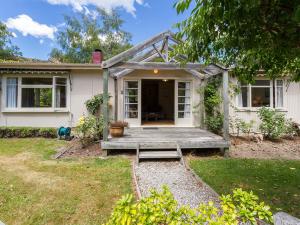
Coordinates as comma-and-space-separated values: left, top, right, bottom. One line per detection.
141, 79, 175, 125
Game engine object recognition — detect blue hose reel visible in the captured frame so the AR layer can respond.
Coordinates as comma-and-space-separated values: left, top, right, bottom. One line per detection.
57, 127, 72, 140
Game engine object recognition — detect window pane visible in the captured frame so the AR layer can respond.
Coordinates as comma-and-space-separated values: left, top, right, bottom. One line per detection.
22, 77, 52, 85
276, 80, 283, 86
126, 89, 138, 96
178, 89, 190, 97
177, 81, 191, 118
178, 97, 190, 104
55, 85, 66, 108
276, 86, 283, 107
178, 112, 184, 118
253, 80, 270, 86
125, 81, 138, 89
125, 96, 138, 103
124, 81, 139, 118
178, 82, 190, 89
21, 88, 52, 107
6, 78, 18, 108
251, 87, 270, 107
238, 87, 248, 107
56, 78, 67, 85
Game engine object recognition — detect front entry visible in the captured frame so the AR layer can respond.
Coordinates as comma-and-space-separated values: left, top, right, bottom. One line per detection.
123, 79, 192, 127
141, 79, 175, 125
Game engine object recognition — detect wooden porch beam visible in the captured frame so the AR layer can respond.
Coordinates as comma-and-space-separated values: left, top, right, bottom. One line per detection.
102, 31, 171, 68
102, 68, 109, 141
152, 44, 166, 62
222, 70, 230, 141
113, 53, 160, 78
112, 62, 205, 70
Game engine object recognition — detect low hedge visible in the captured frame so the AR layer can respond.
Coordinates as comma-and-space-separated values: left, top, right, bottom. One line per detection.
0, 127, 57, 138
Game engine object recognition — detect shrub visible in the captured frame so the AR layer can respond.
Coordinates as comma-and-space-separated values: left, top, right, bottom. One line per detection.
85, 94, 104, 115
76, 115, 104, 147
202, 77, 224, 134
258, 107, 295, 140
104, 186, 273, 225
230, 116, 255, 137
85, 93, 111, 116
205, 113, 223, 134
0, 127, 57, 138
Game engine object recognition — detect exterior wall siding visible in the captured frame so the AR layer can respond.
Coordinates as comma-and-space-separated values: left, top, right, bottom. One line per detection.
230, 77, 300, 133
1, 69, 299, 131
0, 70, 113, 128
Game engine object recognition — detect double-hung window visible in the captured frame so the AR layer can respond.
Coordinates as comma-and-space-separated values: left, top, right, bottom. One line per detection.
5, 76, 68, 110
237, 79, 284, 108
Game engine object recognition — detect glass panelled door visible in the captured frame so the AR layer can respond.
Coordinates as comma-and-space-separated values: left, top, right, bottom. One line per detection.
124, 80, 140, 126
176, 81, 192, 126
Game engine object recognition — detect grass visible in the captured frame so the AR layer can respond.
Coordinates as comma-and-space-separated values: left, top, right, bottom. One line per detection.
190, 158, 300, 218
0, 138, 133, 225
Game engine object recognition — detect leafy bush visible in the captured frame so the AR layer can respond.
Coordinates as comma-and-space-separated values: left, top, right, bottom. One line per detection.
0, 127, 57, 138
85, 94, 104, 115
205, 113, 223, 134
258, 107, 295, 140
105, 186, 273, 225
230, 116, 255, 137
76, 115, 104, 147
203, 77, 224, 134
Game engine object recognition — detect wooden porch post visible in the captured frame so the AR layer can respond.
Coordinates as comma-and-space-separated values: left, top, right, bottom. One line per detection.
114, 78, 118, 121
222, 70, 230, 155
103, 68, 109, 141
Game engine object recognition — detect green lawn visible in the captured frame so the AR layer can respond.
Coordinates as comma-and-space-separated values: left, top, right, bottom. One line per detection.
190, 158, 300, 218
0, 138, 133, 225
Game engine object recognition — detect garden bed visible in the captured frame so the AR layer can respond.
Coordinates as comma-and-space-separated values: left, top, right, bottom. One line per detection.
55, 138, 103, 158
230, 136, 300, 160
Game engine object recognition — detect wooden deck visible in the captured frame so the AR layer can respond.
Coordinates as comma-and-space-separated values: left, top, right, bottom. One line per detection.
101, 127, 230, 150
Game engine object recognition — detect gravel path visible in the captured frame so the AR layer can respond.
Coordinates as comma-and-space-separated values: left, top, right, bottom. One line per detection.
135, 161, 219, 208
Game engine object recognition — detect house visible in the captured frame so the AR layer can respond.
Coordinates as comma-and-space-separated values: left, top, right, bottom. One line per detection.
0, 31, 299, 154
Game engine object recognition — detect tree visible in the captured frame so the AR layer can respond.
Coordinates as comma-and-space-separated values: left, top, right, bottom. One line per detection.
174, 0, 300, 82
0, 22, 22, 60
50, 9, 132, 63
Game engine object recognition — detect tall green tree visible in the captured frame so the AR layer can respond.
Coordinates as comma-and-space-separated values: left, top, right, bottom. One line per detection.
0, 22, 21, 60
50, 9, 132, 63
175, 0, 300, 82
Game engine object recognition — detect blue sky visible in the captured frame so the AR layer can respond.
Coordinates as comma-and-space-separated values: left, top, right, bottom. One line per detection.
0, 0, 191, 60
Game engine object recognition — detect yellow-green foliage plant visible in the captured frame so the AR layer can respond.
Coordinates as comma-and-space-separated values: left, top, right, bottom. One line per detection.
104, 186, 273, 225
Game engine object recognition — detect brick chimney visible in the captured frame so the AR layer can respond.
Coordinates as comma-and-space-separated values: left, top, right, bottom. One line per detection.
92, 49, 103, 64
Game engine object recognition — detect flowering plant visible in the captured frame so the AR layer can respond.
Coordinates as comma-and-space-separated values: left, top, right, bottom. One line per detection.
76, 115, 103, 147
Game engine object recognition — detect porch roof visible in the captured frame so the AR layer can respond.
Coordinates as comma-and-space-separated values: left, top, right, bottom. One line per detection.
102, 30, 227, 79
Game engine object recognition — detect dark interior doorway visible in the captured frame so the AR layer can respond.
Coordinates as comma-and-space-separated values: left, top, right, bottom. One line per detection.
141, 79, 175, 125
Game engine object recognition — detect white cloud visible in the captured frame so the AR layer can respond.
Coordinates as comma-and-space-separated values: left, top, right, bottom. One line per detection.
11, 32, 17, 38
46, 0, 144, 16
5, 14, 57, 39
39, 39, 44, 44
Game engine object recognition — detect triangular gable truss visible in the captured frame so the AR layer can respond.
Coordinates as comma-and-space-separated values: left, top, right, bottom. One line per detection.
102, 30, 225, 79
101, 31, 230, 143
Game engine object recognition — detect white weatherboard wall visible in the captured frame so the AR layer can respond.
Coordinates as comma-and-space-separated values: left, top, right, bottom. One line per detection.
0, 69, 115, 128
230, 77, 300, 133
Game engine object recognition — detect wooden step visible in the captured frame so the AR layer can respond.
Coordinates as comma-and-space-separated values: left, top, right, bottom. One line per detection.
139, 150, 181, 159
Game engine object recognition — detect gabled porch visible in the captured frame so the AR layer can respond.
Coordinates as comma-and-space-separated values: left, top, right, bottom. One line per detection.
100, 31, 230, 155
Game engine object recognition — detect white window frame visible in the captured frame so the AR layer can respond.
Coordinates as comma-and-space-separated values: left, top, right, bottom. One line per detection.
175, 79, 193, 127
2, 75, 70, 113
236, 78, 285, 110
123, 79, 140, 126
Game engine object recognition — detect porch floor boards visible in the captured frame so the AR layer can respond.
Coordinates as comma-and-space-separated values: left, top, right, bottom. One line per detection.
101, 127, 229, 150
